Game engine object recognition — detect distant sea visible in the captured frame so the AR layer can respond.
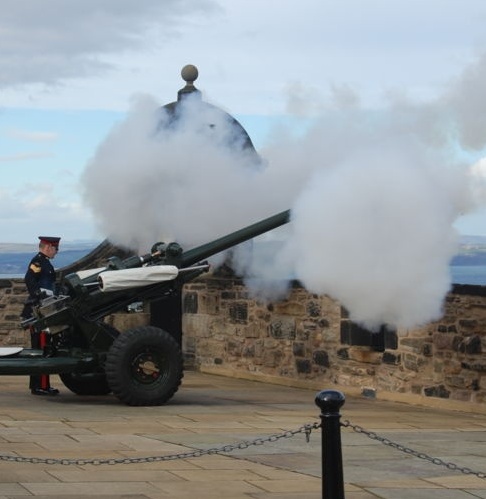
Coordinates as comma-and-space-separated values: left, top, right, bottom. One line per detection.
0, 247, 96, 280
0, 239, 486, 286
450, 265, 486, 286
2, 266, 486, 286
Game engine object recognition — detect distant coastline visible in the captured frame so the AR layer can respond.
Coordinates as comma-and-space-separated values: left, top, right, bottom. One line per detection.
1, 238, 486, 286
449, 237, 486, 282
0, 244, 99, 277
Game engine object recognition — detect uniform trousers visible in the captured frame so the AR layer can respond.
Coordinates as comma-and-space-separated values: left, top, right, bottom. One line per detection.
29, 327, 51, 390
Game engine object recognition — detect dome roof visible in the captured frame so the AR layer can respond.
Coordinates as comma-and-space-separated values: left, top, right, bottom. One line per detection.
159, 65, 260, 163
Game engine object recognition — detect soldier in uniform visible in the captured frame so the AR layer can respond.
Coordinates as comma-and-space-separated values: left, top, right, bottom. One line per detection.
22, 236, 61, 395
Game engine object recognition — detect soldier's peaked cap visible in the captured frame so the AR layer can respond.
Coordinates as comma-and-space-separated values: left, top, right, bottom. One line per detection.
38, 236, 61, 246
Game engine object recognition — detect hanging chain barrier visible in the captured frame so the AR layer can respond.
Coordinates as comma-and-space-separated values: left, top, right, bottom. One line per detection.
341, 419, 486, 479
1, 417, 486, 479
0, 422, 321, 466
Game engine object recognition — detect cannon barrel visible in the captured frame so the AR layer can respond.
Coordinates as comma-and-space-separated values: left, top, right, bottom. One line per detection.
72, 209, 290, 286
177, 209, 291, 268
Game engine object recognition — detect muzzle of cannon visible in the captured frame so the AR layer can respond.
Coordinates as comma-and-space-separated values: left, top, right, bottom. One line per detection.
3, 209, 290, 407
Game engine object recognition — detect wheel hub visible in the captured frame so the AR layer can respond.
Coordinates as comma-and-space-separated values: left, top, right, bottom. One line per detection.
139, 359, 158, 375
132, 352, 162, 383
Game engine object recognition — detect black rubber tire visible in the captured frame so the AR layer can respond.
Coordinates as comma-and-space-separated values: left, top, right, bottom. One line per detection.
59, 372, 112, 395
105, 326, 183, 406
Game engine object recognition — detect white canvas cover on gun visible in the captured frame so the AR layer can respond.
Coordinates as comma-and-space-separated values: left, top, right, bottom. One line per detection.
98, 265, 179, 292
76, 267, 107, 280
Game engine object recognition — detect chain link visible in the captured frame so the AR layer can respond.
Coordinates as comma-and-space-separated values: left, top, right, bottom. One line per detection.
341, 419, 486, 479
0, 422, 321, 466
3, 416, 486, 479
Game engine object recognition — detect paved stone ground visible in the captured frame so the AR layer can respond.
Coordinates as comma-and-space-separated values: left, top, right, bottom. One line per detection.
1, 371, 486, 498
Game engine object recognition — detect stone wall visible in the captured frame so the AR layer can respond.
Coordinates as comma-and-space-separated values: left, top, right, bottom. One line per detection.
181, 275, 486, 412
0, 279, 31, 346
2, 272, 486, 411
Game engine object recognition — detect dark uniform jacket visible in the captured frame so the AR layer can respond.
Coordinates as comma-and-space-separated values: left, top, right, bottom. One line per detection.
21, 252, 56, 319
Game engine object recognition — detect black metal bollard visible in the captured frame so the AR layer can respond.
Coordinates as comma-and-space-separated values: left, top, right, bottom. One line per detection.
315, 390, 346, 499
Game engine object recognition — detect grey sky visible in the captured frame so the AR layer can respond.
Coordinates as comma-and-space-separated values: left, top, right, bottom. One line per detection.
0, 0, 215, 85
2, 0, 486, 114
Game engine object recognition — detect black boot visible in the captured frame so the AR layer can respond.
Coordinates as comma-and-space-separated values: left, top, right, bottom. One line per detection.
31, 387, 59, 396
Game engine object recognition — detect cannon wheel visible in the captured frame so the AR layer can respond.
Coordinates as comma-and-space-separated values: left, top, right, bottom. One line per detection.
59, 372, 112, 396
105, 326, 183, 406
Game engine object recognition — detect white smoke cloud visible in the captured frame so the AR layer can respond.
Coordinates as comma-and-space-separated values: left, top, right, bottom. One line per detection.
82, 52, 486, 330
288, 145, 459, 329
468, 157, 486, 206
82, 94, 276, 251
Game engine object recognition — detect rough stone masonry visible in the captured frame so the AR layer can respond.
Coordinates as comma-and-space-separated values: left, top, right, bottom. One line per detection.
2, 274, 486, 412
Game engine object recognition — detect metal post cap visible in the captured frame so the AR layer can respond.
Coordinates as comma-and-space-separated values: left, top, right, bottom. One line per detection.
315, 389, 345, 413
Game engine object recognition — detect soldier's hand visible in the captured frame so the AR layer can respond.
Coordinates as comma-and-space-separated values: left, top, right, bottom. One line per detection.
33, 290, 48, 303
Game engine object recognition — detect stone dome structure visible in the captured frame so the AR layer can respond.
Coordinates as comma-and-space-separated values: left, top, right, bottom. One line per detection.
159, 64, 261, 164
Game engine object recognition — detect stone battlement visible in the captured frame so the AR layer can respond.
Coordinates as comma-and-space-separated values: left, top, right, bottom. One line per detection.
2, 269, 486, 411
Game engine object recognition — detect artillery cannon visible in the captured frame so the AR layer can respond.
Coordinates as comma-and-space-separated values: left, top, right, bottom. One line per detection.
0, 210, 290, 406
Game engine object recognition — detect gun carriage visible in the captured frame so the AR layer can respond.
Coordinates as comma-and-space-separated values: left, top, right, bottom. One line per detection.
0, 210, 290, 406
